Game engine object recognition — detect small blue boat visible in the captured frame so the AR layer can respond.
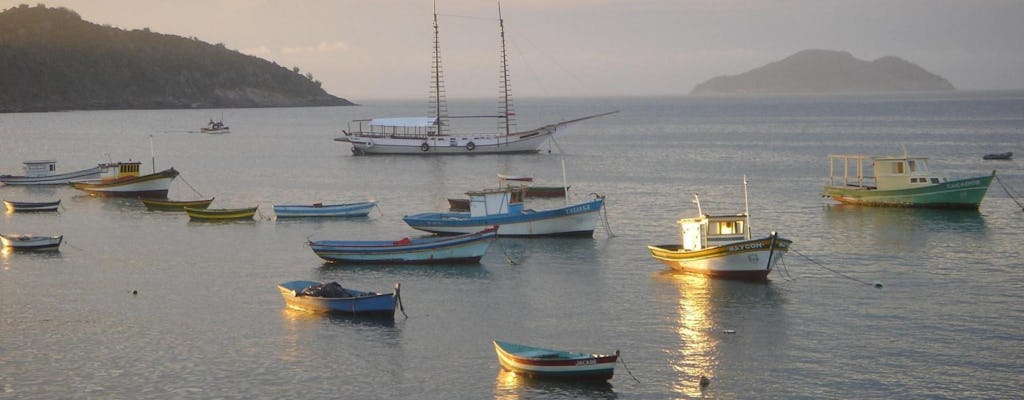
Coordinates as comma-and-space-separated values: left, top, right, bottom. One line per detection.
403, 187, 605, 237
277, 280, 399, 315
273, 201, 377, 218
309, 226, 498, 264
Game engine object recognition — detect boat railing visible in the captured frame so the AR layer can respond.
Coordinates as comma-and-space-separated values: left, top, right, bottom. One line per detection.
828, 154, 876, 188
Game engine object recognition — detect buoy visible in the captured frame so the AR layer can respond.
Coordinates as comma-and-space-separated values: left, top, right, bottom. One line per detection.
873, 282, 883, 288
699, 375, 711, 387
723, 329, 736, 334
131, 290, 138, 295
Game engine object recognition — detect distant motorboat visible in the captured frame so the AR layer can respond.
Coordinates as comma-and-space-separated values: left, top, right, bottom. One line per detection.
3, 199, 60, 213
982, 151, 1012, 160
0, 160, 103, 185
201, 119, 230, 134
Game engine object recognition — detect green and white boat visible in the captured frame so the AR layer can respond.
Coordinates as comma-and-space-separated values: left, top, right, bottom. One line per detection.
823, 152, 994, 209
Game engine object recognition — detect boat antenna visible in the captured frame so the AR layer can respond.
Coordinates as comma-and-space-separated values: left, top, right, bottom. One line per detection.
430, 1, 448, 136
693, 193, 702, 216
743, 175, 751, 237
149, 134, 156, 173
561, 158, 569, 206
497, 1, 515, 137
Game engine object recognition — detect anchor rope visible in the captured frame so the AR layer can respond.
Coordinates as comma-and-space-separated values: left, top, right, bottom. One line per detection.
594, 193, 615, 238
176, 174, 204, 198
395, 287, 408, 319
791, 249, 878, 287
993, 173, 1024, 211
617, 351, 641, 384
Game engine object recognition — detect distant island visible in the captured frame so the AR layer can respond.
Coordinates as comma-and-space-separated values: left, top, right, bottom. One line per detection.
691, 49, 955, 95
0, 5, 353, 113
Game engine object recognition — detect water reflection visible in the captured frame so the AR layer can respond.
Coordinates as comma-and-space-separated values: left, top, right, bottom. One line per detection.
277, 307, 401, 363
493, 369, 616, 400
317, 261, 492, 281
655, 271, 785, 398
823, 205, 986, 253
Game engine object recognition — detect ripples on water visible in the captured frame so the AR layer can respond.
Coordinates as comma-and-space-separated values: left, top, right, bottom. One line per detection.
1, 92, 1023, 398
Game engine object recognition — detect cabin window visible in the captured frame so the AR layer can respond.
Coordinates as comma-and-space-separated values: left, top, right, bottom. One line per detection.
931, 178, 939, 184
49, 164, 56, 171
895, 162, 904, 174
907, 160, 917, 172
716, 221, 738, 235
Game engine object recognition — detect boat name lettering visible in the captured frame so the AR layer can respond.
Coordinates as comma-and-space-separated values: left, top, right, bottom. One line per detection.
575, 359, 596, 366
946, 179, 981, 189
728, 242, 765, 252
566, 205, 589, 214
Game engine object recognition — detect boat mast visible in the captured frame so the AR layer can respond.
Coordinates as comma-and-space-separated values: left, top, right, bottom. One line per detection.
743, 175, 751, 239
430, 1, 448, 136
497, 1, 515, 137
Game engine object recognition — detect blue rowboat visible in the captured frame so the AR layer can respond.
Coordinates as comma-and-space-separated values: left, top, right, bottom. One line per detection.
403, 187, 605, 237
3, 199, 60, 212
277, 280, 399, 315
308, 226, 497, 264
273, 201, 376, 218
493, 340, 618, 381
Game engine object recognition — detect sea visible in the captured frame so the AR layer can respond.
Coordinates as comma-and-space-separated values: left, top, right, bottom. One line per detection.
1, 91, 1022, 399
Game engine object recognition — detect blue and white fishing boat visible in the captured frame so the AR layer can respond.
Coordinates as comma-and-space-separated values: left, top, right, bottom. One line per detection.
273, 201, 376, 218
403, 187, 605, 237
1, 233, 63, 251
277, 280, 399, 315
309, 226, 497, 264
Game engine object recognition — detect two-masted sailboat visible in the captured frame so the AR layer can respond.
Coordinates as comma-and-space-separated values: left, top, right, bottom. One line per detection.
334, 3, 615, 155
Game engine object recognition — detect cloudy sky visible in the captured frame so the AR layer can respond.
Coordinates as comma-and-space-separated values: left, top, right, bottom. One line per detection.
5, 0, 1024, 101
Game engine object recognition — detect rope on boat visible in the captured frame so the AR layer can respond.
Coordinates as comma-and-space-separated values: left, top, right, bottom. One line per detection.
62, 239, 84, 252
792, 249, 882, 288
394, 283, 408, 319
177, 174, 205, 197
617, 350, 641, 383
775, 254, 795, 281
494, 238, 521, 265
373, 202, 384, 217
594, 193, 615, 238
549, 136, 565, 154
993, 172, 1024, 211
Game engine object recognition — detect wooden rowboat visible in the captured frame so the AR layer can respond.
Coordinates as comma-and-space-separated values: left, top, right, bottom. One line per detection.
493, 340, 618, 381
308, 226, 498, 264
185, 206, 257, 221
273, 201, 376, 218
3, 199, 60, 212
140, 197, 214, 212
277, 280, 399, 315
1, 233, 63, 251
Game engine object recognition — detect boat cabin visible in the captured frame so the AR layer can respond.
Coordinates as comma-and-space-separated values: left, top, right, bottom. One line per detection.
678, 213, 751, 251
97, 161, 142, 182
829, 154, 948, 190
21, 160, 57, 177
465, 187, 524, 217
347, 117, 439, 138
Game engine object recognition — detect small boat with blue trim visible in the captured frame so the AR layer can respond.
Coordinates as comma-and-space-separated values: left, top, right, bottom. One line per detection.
493, 340, 618, 381
309, 226, 497, 264
823, 151, 994, 209
3, 199, 60, 212
273, 201, 376, 218
185, 206, 258, 221
648, 178, 792, 281
277, 280, 400, 315
1, 233, 63, 251
404, 187, 604, 237
0, 160, 104, 185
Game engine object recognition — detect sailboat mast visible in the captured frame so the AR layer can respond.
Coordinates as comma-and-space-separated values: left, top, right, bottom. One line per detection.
497, 1, 514, 137
430, 1, 448, 136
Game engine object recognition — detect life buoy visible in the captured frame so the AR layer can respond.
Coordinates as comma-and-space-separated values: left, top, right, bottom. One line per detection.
420, 142, 429, 152
466, 142, 476, 151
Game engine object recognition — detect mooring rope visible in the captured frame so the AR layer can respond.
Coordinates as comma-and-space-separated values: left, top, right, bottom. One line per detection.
791, 249, 881, 288
593, 194, 615, 238
617, 351, 641, 383
993, 173, 1024, 211
394, 284, 408, 319
177, 174, 205, 198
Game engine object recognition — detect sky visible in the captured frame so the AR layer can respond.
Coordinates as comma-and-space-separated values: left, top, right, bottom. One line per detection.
4, 0, 1024, 101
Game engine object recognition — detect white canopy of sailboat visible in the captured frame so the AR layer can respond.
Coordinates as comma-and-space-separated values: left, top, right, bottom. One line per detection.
335, 3, 615, 155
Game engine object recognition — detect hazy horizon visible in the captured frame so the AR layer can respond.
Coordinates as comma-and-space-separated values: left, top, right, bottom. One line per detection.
4, 0, 1023, 102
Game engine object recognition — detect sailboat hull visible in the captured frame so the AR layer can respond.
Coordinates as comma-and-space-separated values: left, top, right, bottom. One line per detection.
337, 126, 557, 155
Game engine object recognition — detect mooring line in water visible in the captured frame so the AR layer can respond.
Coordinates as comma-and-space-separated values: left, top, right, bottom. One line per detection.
617, 351, 641, 383
792, 249, 882, 288
493, 237, 520, 265
394, 283, 408, 319
177, 174, 205, 198
993, 173, 1024, 211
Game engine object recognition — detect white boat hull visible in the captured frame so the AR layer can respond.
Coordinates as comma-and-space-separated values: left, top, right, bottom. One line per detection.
648, 236, 791, 280
0, 166, 103, 185
338, 125, 556, 155
404, 198, 604, 237
1, 234, 63, 250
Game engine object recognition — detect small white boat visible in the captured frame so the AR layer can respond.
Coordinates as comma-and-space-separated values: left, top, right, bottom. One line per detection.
201, 119, 230, 134
309, 227, 498, 264
0, 160, 103, 185
273, 201, 376, 218
648, 178, 792, 281
0, 233, 63, 251
493, 340, 618, 381
3, 199, 61, 212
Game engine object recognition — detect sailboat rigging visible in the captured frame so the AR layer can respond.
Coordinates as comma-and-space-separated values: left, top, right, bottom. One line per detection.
334, 2, 615, 155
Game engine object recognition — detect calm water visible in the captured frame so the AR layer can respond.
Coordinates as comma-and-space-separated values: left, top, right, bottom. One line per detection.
1, 92, 1022, 399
